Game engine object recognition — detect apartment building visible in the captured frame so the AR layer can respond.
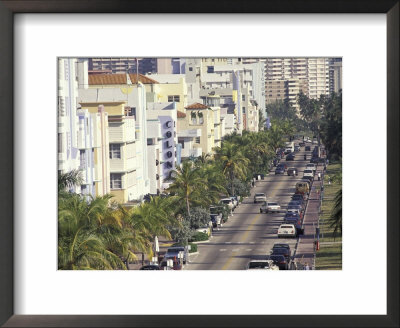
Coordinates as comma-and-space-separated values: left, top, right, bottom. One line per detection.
88, 58, 158, 75
329, 58, 343, 94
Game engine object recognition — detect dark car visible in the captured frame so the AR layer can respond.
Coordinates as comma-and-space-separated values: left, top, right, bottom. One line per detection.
277, 163, 287, 171
294, 145, 301, 152
210, 216, 218, 228
159, 259, 182, 270
284, 217, 304, 235
165, 246, 187, 264
299, 142, 305, 147
287, 167, 298, 176
305, 145, 311, 151
292, 193, 306, 201
270, 247, 291, 261
272, 243, 291, 252
273, 158, 280, 167
289, 200, 304, 210
269, 254, 290, 270
275, 167, 285, 175
286, 153, 295, 161
139, 265, 160, 270
253, 173, 265, 180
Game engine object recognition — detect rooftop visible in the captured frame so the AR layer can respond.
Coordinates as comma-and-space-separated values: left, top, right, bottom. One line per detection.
89, 73, 159, 85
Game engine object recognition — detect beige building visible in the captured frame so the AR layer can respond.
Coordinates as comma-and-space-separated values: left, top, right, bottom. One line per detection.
178, 103, 216, 155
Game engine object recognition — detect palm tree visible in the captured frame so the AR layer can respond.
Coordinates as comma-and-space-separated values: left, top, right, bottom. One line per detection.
167, 161, 205, 216
58, 194, 127, 270
214, 142, 249, 195
58, 169, 83, 191
328, 188, 342, 240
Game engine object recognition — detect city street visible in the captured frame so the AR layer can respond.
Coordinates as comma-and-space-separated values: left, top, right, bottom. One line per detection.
187, 146, 310, 270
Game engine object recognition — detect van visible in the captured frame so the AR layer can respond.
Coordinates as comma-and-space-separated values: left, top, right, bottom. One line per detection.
295, 182, 310, 195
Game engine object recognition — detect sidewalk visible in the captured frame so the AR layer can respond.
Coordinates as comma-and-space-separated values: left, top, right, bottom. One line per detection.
295, 163, 324, 269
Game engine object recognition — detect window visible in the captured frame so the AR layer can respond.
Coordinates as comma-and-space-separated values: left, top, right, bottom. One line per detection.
195, 137, 200, 144
168, 95, 180, 102
242, 107, 246, 114
147, 138, 154, 145
58, 133, 63, 152
126, 107, 136, 117
110, 173, 122, 189
207, 66, 214, 73
242, 95, 245, 101
109, 144, 121, 159
189, 67, 193, 71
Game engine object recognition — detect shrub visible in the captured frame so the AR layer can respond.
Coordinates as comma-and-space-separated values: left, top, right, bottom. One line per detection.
189, 231, 209, 242
185, 207, 210, 229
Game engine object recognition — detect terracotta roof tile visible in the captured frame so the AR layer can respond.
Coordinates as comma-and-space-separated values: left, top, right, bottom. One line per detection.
177, 111, 186, 118
89, 73, 159, 85
185, 103, 208, 110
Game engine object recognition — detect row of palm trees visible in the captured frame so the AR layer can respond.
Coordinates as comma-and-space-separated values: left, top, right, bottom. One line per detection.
58, 123, 292, 270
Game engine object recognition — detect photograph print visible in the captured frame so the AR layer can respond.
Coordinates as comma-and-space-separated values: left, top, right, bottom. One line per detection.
58, 57, 342, 271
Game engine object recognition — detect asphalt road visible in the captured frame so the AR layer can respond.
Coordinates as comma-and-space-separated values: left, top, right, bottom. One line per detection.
186, 145, 311, 270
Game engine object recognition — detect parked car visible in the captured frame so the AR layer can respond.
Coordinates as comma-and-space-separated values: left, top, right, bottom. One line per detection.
277, 224, 297, 238
210, 213, 222, 227
165, 246, 188, 264
303, 169, 314, 180
286, 153, 295, 161
273, 158, 280, 167
286, 208, 303, 219
254, 193, 267, 203
159, 258, 182, 270
229, 196, 238, 208
305, 145, 311, 151
253, 173, 265, 180
260, 201, 281, 213
287, 167, 298, 176
139, 265, 161, 270
269, 254, 290, 270
246, 259, 279, 270
220, 198, 235, 211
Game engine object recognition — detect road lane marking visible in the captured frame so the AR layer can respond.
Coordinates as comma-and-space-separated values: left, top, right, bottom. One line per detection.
220, 249, 227, 252
225, 242, 232, 244
246, 249, 253, 251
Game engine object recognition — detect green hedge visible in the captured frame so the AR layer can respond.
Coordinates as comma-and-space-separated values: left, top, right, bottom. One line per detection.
189, 232, 209, 242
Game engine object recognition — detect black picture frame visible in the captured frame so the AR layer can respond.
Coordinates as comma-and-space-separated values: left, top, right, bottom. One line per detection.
0, 1, 398, 327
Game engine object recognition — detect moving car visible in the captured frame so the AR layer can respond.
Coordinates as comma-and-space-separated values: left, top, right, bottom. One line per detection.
287, 167, 298, 176
275, 167, 285, 175
277, 163, 287, 171
269, 255, 290, 270
292, 193, 306, 201
272, 243, 291, 254
306, 163, 317, 173
286, 153, 295, 161
270, 247, 291, 261
295, 181, 310, 195
246, 260, 279, 270
254, 193, 267, 203
260, 201, 281, 213
294, 145, 301, 152
277, 224, 297, 238
284, 217, 304, 235
303, 169, 314, 180
305, 145, 311, 151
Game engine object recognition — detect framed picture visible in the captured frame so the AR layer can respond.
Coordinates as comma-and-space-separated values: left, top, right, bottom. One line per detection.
0, 1, 398, 327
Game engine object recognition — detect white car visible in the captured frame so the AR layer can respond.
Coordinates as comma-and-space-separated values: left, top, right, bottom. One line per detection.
260, 201, 281, 213
246, 260, 279, 270
306, 163, 316, 173
220, 198, 235, 210
229, 196, 238, 208
196, 222, 212, 236
254, 193, 267, 203
303, 169, 314, 179
277, 224, 297, 238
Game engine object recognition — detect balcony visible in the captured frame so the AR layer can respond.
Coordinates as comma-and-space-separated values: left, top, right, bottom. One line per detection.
177, 129, 202, 138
